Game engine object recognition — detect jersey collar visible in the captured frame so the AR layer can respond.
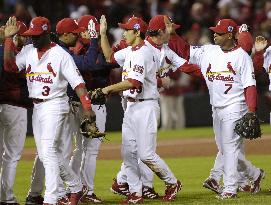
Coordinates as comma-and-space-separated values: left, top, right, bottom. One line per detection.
146, 36, 162, 50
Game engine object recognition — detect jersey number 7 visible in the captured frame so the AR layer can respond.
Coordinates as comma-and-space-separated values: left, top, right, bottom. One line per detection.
224, 84, 232, 94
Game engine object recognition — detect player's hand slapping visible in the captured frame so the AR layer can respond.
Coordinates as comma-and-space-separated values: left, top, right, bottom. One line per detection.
99, 15, 107, 36
255, 36, 268, 52
164, 15, 173, 35
4, 16, 20, 38
88, 19, 99, 39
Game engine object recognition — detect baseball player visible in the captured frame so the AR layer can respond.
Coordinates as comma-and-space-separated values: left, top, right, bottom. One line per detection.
68, 15, 114, 203
25, 17, 102, 204
97, 15, 186, 203
4, 16, 95, 205
110, 19, 193, 199
202, 25, 264, 195
0, 21, 33, 205
181, 19, 264, 199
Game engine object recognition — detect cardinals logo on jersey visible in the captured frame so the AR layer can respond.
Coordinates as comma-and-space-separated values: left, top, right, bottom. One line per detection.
227, 62, 236, 75
206, 63, 212, 74
26, 64, 31, 74
47, 63, 57, 77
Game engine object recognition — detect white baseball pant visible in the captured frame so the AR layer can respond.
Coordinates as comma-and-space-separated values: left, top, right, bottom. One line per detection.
32, 97, 82, 204
70, 104, 106, 195
122, 100, 177, 195
212, 102, 258, 194
0, 104, 27, 203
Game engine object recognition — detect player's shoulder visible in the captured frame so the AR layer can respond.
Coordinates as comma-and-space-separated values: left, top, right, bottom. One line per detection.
20, 44, 34, 53
265, 46, 271, 54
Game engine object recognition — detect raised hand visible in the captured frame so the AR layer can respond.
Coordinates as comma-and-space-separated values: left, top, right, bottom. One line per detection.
255, 36, 268, 52
164, 15, 173, 35
88, 19, 98, 38
99, 15, 107, 36
4, 16, 20, 38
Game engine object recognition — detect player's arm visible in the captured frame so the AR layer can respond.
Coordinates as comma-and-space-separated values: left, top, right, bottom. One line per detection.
3, 17, 24, 72
100, 15, 114, 62
252, 36, 268, 75
102, 80, 136, 95
241, 54, 258, 112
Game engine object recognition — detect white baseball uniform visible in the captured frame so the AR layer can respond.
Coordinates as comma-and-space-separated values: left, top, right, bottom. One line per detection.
115, 42, 187, 189
189, 44, 260, 194
15, 43, 84, 204
112, 39, 186, 195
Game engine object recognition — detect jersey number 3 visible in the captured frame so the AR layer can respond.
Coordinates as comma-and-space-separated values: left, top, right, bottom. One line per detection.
224, 84, 232, 94
42, 86, 50, 96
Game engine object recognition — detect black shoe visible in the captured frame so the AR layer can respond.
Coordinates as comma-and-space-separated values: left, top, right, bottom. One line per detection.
25, 195, 44, 205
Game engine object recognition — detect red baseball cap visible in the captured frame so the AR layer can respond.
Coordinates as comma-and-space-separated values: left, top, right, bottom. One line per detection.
56, 18, 85, 34
77, 15, 100, 31
22, 17, 51, 36
148, 15, 166, 31
209, 19, 237, 34
17, 21, 27, 35
118, 16, 148, 33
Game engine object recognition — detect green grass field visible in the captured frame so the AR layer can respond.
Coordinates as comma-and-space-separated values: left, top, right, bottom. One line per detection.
14, 125, 271, 204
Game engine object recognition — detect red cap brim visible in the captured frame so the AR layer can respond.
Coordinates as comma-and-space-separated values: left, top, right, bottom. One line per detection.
118, 23, 132, 30
21, 29, 44, 36
209, 26, 225, 34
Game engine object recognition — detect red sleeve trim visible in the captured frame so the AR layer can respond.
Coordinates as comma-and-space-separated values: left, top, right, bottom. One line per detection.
110, 52, 117, 64
127, 78, 142, 89
75, 83, 86, 90
80, 93, 92, 110
244, 85, 257, 112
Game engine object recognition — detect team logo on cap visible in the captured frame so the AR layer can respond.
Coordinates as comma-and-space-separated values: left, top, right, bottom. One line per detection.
228, 26, 233, 32
133, 23, 140, 30
30, 22, 34, 28
42, 24, 48, 31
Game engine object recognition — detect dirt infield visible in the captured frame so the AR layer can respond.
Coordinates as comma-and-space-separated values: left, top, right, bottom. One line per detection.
21, 135, 271, 161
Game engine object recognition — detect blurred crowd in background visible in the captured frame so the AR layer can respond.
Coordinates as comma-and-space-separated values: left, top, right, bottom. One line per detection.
0, 0, 270, 129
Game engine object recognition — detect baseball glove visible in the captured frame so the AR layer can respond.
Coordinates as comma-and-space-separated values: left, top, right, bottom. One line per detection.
89, 88, 106, 105
234, 112, 261, 140
80, 116, 106, 138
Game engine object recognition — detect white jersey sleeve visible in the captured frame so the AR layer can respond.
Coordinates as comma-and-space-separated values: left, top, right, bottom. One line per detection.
114, 47, 129, 67
239, 52, 256, 88
263, 46, 271, 72
127, 50, 146, 83
61, 53, 85, 89
189, 45, 213, 66
164, 46, 187, 72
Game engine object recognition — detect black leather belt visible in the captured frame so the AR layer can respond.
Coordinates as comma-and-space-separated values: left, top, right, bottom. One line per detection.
32, 98, 46, 104
127, 97, 156, 102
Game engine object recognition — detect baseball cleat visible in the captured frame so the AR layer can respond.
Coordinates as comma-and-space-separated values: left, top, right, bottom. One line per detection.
203, 178, 222, 194
68, 186, 88, 205
110, 178, 130, 196
238, 184, 251, 192
216, 192, 237, 200
80, 193, 102, 203
142, 186, 159, 199
25, 195, 44, 205
57, 195, 69, 205
162, 180, 182, 202
251, 169, 265, 194
121, 193, 143, 204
